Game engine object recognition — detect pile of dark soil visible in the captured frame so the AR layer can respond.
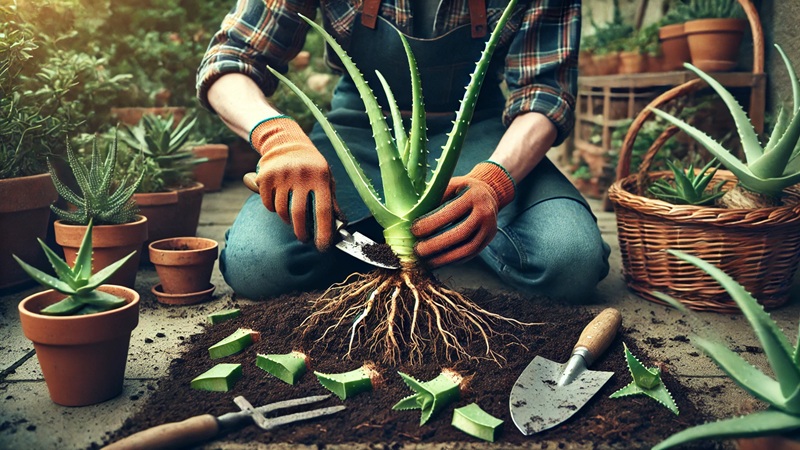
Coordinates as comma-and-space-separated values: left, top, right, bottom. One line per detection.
104, 288, 721, 449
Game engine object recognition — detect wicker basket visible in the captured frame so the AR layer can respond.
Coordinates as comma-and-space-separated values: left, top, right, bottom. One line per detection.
607, 79, 800, 313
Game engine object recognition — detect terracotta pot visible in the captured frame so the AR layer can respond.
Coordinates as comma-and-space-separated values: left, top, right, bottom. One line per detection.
110, 107, 187, 127
647, 53, 665, 72
659, 23, 691, 71
224, 138, 261, 181
134, 182, 204, 262
579, 50, 597, 76
149, 237, 218, 295
290, 50, 311, 70
619, 51, 646, 74
18, 285, 140, 406
54, 216, 148, 289
192, 144, 229, 192
591, 52, 620, 76
685, 18, 747, 72
738, 436, 800, 450
0, 173, 57, 290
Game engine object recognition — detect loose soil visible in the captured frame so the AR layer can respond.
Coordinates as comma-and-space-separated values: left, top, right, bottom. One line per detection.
104, 288, 721, 449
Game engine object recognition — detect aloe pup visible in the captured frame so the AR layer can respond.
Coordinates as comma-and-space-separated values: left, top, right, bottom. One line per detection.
275, 0, 525, 364
610, 343, 678, 415
652, 250, 800, 449
393, 369, 464, 425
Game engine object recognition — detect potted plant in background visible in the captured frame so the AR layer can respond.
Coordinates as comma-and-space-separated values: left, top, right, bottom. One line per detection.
587, 0, 632, 76
618, 33, 646, 75
148, 236, 218, 305
657, 0, 691, 71
117, 113, 206, 258
191, 109, 231, 192
682, 0, 748, 72
49, 135, 147, 288
14, 220, 140, 406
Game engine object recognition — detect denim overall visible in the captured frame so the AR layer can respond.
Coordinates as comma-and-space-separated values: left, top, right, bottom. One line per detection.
220, 2, 610, 302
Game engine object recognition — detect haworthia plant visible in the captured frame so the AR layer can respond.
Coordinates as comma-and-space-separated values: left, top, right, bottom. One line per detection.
650, 44, 800, 199
207, 308, 241, 325
13, 220, 135, 315
652, 249, 800, 449
267, 0, 518, 262
190, 363, 242, 392
393, 370, 463, 425
647, 159, 729, 206
610, 343, 679, 415
315, 364, 379, 400
208, 328, 260, 359
451, 403, 503, 442
257, 351, 308, 385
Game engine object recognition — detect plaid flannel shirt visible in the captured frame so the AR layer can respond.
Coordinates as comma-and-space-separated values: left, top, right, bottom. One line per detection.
197, 0, 580, 145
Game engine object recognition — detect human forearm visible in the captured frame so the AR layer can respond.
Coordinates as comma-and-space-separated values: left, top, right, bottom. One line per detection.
206, 73, 285, 140
488, 112, 557, 183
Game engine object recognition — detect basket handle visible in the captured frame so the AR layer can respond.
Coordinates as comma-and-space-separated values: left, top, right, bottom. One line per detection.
738, 0, 764, 75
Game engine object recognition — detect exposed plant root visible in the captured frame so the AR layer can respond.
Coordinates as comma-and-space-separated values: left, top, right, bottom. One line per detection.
300, 266, 537, 365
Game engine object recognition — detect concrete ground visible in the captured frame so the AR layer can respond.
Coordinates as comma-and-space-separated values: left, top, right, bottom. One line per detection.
1, 164, 798, 450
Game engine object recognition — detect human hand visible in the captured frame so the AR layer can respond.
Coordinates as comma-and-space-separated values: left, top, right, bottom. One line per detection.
411, 161, 516, 268
251, 116, 338, 251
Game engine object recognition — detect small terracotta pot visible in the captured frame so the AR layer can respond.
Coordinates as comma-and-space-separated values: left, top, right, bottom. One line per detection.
134, 182, 205, 263
591, 52, 620, 76
54, 216, 148, 289
0, 173, 58, 290
619, 51, 646, 74
18, 285, 140, 406
685, 18, 747, 72
149, 237, 218, 295
192, 144, 229, 192
659, 23, 691, 71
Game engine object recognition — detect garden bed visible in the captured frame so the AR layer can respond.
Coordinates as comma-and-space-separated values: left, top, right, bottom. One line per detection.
104, 288, 721, 449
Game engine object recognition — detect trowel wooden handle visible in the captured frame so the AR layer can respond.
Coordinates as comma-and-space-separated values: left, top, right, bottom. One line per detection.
104, 414, 219, 450
573, 308, 621, 366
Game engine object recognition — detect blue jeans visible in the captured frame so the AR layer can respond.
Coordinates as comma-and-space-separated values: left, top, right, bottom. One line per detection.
220, 194, 610, 303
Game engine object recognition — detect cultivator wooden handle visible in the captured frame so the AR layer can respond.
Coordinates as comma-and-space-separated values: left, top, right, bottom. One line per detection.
104, 414, 219, 449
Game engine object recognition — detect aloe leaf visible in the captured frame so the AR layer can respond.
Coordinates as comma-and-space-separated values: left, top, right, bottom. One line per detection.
765, 107, 789, 153
39, 296, 85, 315
257, 351, 308, 385
315, 365, 376, 400
375, 70, 408, 160
74, 290, 127, 309
296, 15, 416, 213
13, 255, 77, 295
208, 308, 241, 325
208, 328, 260, 359
409, 0, 518, 218
749, 106, 800, 179
393, 370, 462, 425
73, 219, 94, 281
777, 45, 800, 118
451, 403, 503, 442
610, 382, 646, 398
48, 159, 83, 208
667, 250, 800, 397
190, 363, 243, 392
683, 63, 763, 165
398, 33, 428, 194
653, 409, 800, 450
78, 251, 136, 293
36, 238, 79, 289
266, 66, 398, 227
624, 343, 660, 389
67, 144, 93, 198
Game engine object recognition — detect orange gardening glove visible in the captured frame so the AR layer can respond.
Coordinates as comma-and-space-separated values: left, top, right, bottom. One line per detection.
251, 116, 338, 251
411, 161, 516, 268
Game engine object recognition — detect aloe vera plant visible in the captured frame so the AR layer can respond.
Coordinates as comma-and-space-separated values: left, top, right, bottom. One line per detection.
610, 343, 679, 415
13, 220, 135, 315
650, 44, 800, 208
393, 370, 463, 425
282, 0, 525, 364
647, 159, 729, 206
652, 249, 800, 449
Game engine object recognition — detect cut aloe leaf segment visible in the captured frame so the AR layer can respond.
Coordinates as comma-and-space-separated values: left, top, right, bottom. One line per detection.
208, 308, 241, 325
256, 351, 308, 385
190, 363, 243, 392
393, 369, 463, 425
451, 403, 503, 442
315, 365, 378, 400
208, 328, 260, 359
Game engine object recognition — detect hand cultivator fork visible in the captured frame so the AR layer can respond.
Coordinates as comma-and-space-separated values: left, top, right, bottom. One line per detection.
104, 394, 345, 449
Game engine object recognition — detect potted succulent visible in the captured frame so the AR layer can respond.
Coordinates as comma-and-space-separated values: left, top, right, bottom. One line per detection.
148, 236, 218, 305
13, 220, 140, 406
588, 0, 632, 76
117, 113, 206, 257
49, 135, 147, 288
682, 0, 748, 72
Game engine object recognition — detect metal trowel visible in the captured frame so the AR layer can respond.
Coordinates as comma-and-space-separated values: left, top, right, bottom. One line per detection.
242, 172, 399, 269
509, 308, 622, 435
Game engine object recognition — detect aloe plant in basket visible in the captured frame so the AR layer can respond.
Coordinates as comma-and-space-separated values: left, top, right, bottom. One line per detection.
650, 44, 800, 209
651, 250, 800, 449
273, 0, 527, 364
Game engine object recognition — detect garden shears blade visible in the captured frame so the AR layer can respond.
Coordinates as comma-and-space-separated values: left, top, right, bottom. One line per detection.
242, 172, 399, 270
510, 308, 621, 436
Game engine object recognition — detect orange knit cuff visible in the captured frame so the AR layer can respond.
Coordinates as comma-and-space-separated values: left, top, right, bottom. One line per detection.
468, 161, 516, 208
249, 116, 313, 156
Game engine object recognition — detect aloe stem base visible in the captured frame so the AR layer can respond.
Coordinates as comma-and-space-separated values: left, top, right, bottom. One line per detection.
301, 268, 531, 364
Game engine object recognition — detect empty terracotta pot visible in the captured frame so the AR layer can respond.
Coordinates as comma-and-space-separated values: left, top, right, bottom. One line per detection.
18, 285, 140, 406
149, 237, 218, 295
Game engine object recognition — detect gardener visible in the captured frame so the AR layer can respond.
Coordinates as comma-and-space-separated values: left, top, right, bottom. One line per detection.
197, 0, 610, 303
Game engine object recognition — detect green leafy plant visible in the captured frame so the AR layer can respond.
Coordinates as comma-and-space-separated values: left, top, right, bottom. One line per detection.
257, 351, 308, 385
647, 159, 729, 205
651, 249, 800, 449
587, 0, 634, 55
315, 364, 380, 400
49, 134, 143, 225
649, 45, 800, 208
610, 343, 679, 415
13, 220, 135, 316
282, 0, 526, 364
451, 403, 503, 442
208, 328, 260, 359
191, 363, 242, 392
682, 0, 745, 20
393, 370, 463, 425
118, 113, 203, 189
